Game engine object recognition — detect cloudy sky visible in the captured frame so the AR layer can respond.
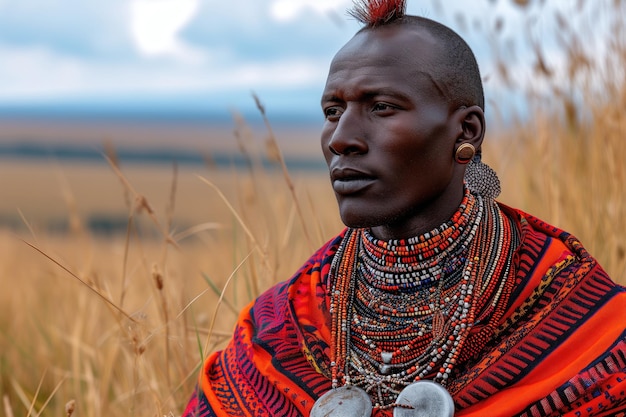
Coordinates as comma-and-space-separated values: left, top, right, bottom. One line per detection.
0, 0, 607, 122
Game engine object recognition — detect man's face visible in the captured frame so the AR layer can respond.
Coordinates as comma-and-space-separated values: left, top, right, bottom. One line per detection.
321, 26, 466, 240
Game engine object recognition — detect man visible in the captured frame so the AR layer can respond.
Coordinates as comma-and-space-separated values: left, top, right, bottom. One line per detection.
183, 1, 626, 415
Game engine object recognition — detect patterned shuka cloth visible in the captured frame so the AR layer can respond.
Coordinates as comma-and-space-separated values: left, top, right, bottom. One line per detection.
182, 205, 626, 417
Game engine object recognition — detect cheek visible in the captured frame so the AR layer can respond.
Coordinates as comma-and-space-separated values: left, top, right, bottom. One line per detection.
383, 127, 438, 166
385, 127, 455, 186
320, 128, 333, 163
403, 119, 454, 163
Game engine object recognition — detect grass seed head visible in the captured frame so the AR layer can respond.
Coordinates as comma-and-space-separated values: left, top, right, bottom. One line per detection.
65, 399, 76, 417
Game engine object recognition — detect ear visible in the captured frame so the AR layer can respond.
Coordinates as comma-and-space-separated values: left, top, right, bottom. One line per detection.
455, 105, 485, 151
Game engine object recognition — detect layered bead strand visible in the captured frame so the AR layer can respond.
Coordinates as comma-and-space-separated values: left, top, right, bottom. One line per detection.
328, 228, 360, 389
328, 188, 520, 412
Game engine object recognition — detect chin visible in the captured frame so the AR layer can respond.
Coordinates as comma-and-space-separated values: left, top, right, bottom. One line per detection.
339, 213, 367, 229
339, 211, 385, 230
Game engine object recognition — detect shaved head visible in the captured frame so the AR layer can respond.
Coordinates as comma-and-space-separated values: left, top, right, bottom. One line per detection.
357, 15, 485, 110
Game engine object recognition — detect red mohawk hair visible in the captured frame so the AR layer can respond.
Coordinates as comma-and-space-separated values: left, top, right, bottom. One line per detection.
348, 0, 407, 27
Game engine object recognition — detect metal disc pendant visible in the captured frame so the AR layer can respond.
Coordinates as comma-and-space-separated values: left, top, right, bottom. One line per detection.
310, 385, 372, 417
393, 381, 455, 417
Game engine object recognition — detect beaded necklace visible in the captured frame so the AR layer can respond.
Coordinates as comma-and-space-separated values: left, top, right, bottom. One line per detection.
326, 190, 518, 412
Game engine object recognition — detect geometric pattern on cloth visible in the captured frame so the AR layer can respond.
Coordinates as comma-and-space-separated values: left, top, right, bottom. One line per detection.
181, 205, 626, 417
518, 331, 626, 416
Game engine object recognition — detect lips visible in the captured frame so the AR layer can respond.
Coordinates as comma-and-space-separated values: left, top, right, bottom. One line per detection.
330, 167, 376, 195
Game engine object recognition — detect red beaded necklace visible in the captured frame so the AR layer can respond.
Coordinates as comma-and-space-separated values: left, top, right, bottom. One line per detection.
328, 191, 519, 410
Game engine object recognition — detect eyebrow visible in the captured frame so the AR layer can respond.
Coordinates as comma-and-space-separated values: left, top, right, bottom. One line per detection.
363, 88, 411, 101
321, 88, 411, 105
320, 94, 339, 105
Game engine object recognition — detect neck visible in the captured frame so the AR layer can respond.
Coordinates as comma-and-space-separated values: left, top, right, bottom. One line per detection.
358, 189, 477, 293
369, 182, 465, 240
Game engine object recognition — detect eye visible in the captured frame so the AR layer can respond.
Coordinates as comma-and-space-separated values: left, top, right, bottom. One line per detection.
372, 102, 396, 113
324, 106, 344, 121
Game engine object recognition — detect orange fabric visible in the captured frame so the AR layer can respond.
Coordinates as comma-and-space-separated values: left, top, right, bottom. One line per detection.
456, 293, 626, 417
183, 210, 626, 417
500, 235, 570, 318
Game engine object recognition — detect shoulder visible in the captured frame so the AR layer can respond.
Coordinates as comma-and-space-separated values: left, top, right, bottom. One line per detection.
243, 231, 344, 372
499, 203, 613, 278
452, 204, 626, 415
497, 202, 625, 337
249, 230, 346, 326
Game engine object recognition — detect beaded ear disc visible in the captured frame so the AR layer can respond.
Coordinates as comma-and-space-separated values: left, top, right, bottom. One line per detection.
464, 154, 501, 200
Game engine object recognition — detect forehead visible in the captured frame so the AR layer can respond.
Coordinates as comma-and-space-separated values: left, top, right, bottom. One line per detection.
336, 25, 439, 62
325, 26, 445, 97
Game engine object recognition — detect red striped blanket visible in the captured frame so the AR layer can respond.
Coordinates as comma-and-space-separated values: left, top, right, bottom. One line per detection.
183, 206, 626, 416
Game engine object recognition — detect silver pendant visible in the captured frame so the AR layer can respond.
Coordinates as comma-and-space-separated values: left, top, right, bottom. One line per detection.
393, 381, 455, 417
310, 385, 372, 417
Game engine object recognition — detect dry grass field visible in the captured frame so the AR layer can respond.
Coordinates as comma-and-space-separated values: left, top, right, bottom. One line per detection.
1, 2, 625, 416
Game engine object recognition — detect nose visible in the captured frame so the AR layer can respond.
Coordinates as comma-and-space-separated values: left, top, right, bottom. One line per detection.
326, 108, 368, 156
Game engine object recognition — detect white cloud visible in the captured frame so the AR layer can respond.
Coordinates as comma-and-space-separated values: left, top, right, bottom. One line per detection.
0, 42, 324, 101
217, 60, 323, 90
269, 0, 351, 22
0, 44, 86, 100
130, 0, 200, 59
